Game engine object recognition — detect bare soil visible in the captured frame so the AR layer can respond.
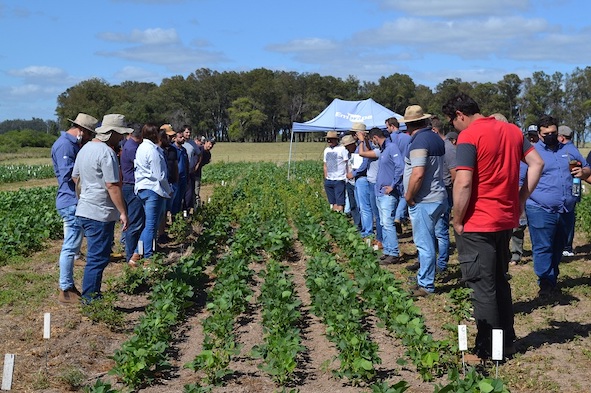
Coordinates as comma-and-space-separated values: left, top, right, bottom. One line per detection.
1, 212, 591, 393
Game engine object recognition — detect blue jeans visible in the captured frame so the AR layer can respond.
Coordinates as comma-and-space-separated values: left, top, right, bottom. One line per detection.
409, 201, 446, 292
355, 177, 373, 237
346, 182, 361, 230
526, 205, 571, 287
434, 196, 452, 271
368, 182, 383, 242
57, 205, 83, 291
123, 184, 145, 262
136, 189, 165, 258
395, 197, 408, 222
79, 217, 115, 302
171, 179, 187, 216
564, 205, 576, 253
376, 194, 400, 256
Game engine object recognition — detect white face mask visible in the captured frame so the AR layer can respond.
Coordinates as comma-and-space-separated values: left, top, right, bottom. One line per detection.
76, 134, 83, 143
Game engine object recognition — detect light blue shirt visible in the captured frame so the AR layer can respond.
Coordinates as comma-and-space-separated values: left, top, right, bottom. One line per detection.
134, 139, 172, 198
526, 141, 588, 213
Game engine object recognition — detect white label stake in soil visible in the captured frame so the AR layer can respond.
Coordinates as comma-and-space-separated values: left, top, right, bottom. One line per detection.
458, 324, 468, 351
1, 353, 15, 390
492, 329, 503, 361
43, 313, 50, 339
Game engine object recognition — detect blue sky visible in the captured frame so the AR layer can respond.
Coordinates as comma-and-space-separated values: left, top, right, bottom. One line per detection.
1, 0, 589, 121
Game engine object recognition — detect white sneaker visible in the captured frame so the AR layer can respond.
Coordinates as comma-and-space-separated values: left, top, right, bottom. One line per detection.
562, 250, 575, 257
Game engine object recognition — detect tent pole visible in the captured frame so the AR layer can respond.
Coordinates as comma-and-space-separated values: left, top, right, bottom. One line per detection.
288, 129, 294, 180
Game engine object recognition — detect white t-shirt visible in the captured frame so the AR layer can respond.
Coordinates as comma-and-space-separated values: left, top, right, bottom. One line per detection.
323, 145, 348, 181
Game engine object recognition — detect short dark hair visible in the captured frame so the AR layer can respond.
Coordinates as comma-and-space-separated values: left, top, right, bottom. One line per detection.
183, 125, 192, 132
385, 117, 399, 127
368, 127, 384, 139
406, 118, 430, 132
442, 92, 481, 118
431, 117, 443, 132
537, 115, 558, 130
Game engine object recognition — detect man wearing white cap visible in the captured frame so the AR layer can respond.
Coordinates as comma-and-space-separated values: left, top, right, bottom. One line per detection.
52, 113, 99, 304
73, 114, 132, 303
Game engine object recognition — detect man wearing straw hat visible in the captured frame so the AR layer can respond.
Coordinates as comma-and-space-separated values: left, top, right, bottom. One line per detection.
401, 105, 447, 297
52, 113, 99, 304
73, 114, 132, 303
323, 131, 348, 212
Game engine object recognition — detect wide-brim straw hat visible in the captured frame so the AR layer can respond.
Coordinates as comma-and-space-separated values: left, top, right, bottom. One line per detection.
325, 131, 339, 140
67, 113, 99, 132
95, 114, 134, 135
350, 122, 367, 133
340, 135, 356, 146
400, 105, 431, 123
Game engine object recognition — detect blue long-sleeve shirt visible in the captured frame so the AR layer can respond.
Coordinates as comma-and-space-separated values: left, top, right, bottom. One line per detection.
51, 131, 80, 209
375, 138, 404, 197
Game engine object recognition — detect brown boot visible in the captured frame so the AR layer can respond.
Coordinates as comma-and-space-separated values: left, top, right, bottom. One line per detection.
58, 288, 81, 305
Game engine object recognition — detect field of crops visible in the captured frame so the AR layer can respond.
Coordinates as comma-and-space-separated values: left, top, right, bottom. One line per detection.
1, 160, 591, 392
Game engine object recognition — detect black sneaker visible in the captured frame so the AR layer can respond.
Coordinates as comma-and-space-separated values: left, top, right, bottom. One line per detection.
405, 262, 420, 271
538, 279, 554, 298
380, 255, 404, 265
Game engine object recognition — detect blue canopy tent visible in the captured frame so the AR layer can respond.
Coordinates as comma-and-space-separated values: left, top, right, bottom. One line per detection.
288, 98, 402, 178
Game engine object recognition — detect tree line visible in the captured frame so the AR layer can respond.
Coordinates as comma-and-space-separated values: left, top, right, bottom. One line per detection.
13, 67, 591, 145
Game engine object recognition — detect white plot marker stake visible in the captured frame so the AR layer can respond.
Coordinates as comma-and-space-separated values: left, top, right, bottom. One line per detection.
492, 328, 503, 378
138, 240, 144, 256
2, 353, 15, 390
43, 313, 51, 339
458, 324, 468, 374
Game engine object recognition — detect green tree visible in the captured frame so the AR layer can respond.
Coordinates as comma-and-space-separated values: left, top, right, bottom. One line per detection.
55, 78, 114, 129
497, 73, 522, 124
564, 67, 591, 146
227, 97, 267, 142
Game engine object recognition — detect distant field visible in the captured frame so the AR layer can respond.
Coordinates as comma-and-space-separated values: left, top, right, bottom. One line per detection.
0, 142, 589, 167
0, 142, 326, 166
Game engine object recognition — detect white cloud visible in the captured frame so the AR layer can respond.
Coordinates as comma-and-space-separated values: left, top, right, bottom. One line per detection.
113, 66, 160, 81
8, 65, 66, 80
97, 44, 228, 73
375, 0, 530, 17
268, 38, 339, 53
98, 28, 179, 45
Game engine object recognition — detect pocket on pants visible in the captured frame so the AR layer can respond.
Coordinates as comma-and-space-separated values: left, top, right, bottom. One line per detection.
459, 252, 480, 282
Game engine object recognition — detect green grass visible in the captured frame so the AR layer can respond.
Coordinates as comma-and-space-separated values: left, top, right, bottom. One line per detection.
0, 267, 57, 311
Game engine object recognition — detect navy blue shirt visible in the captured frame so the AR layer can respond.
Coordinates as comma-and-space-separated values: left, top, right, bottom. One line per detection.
120, 138, 140, 185
173, 143, 189, 180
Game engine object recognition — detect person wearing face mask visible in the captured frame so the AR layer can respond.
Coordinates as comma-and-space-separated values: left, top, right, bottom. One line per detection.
51, 113, 99, 305
525, 115, 590, 298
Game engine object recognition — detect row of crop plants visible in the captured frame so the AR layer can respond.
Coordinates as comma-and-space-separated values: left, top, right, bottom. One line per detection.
185, 164, 304, 391
286, 161, 510, 392
83, 161, 509, 392
0, 164, 55, 183
85, 180, 237, 392
0, 186, 62, 264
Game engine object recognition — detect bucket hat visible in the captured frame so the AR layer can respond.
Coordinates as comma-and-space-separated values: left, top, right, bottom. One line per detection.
67, 113, 99, 132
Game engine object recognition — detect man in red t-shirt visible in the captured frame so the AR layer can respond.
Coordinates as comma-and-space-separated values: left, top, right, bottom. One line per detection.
442, 93, 544, 361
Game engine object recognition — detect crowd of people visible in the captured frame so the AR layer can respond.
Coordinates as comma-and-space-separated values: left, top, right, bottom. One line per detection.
323, 92, 590, 362
52, 114, 214, 304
